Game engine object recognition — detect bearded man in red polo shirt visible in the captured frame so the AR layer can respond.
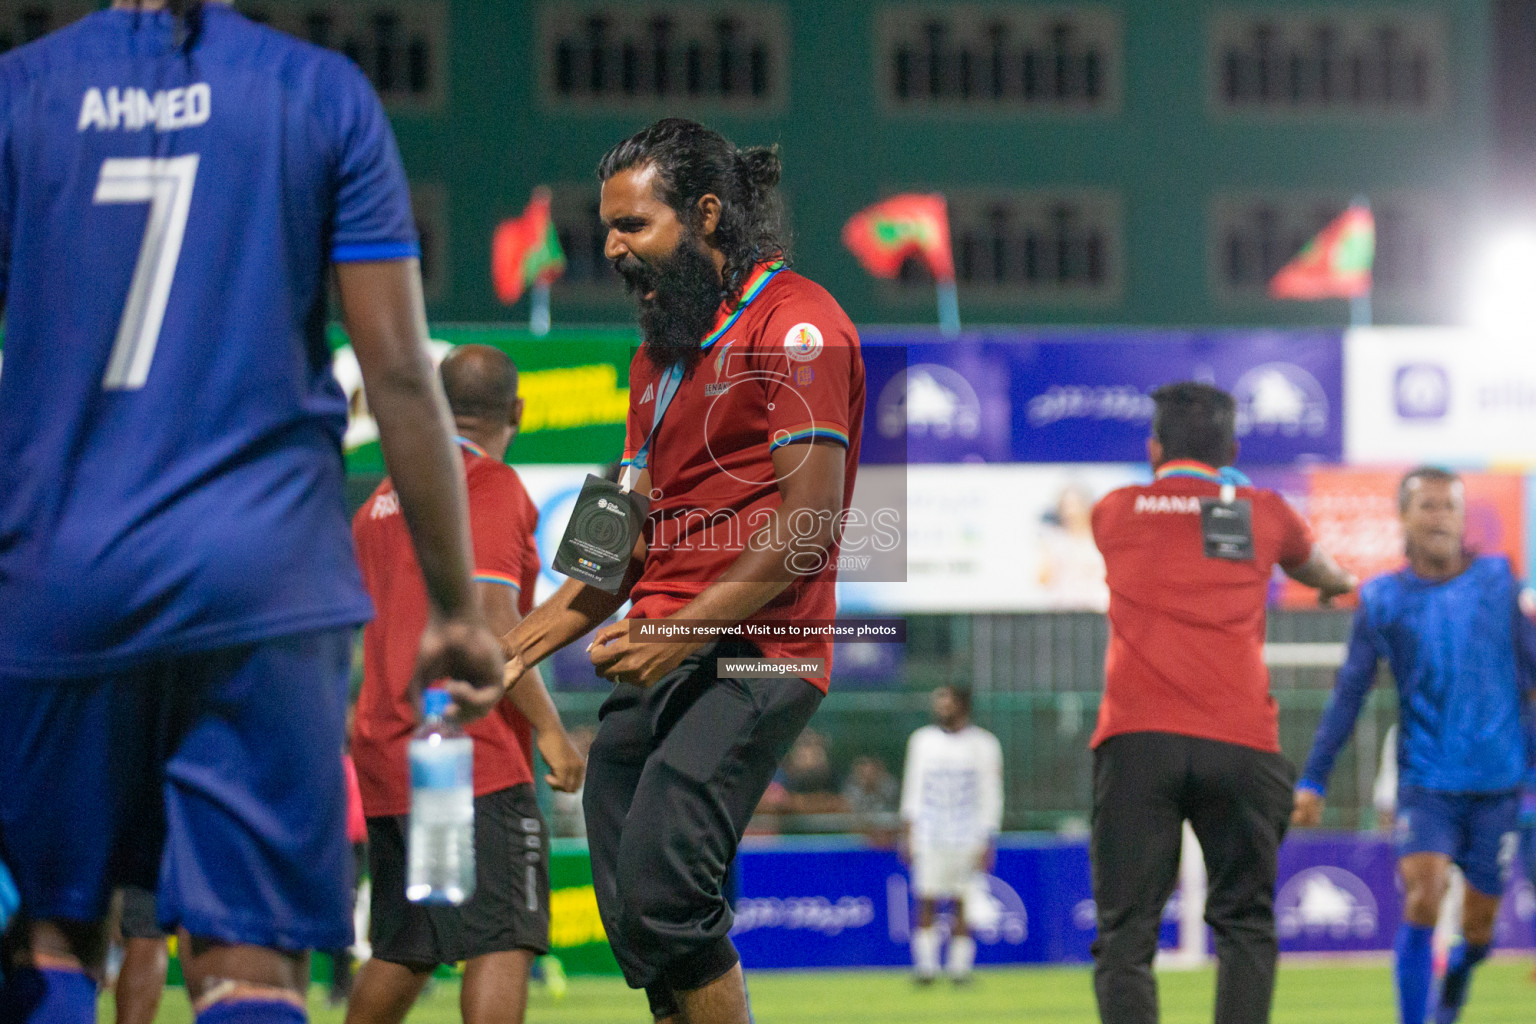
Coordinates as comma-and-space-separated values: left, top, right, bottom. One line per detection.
1088, 382, 1355, 1024
500, 119, 864, 1024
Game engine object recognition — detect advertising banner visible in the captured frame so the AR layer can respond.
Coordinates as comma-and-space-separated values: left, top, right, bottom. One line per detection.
152, 834, 1534, 980
1273, 835, 1400, 953
863, 330, 1344, 466
838, 464, 1143, 613
333, 327, 634, 473
833, 463, 1530, 614
1274, 467, 1527, 608
730, 837, 1097, 970
729, 834, 1533, 970
1346, 327, 1536, 467
548, 841, 623, 975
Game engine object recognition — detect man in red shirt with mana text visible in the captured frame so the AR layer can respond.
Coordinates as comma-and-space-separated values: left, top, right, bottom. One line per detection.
1088, 382, 1355, 1024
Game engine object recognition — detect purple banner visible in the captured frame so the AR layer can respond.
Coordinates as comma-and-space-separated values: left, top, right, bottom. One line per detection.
731, 838, 1096, 969
730, 832, 1534, 969
1274, 834, 1401, 953
860, 330, 1344, 466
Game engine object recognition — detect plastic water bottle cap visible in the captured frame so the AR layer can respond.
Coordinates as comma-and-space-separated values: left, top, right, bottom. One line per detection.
422, 688, 451, 719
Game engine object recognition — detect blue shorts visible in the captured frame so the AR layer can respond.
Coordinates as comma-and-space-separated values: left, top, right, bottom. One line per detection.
1395, 785, 1521, 896
0, 628, 354, 951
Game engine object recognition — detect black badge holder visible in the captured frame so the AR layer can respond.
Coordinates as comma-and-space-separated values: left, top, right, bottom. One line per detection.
1200, 482, 1255, 561
552, 361, 681, 591
551, 475, 648, 592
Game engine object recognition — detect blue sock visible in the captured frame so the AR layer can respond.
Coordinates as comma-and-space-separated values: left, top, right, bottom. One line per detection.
0, 967, 97, 1024
1395, 924, 1434, 1024
197, 999, 307, 1024
1434, 941, 1489, 1024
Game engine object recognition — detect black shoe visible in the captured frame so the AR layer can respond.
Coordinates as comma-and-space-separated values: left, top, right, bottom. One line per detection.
913, 973, 937, 987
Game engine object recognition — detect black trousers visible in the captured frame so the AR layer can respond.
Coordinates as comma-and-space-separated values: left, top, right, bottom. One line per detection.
582, 640, 822, 1019
1091, 731, 1295, 1024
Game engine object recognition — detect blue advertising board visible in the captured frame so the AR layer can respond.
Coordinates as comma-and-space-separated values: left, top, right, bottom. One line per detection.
860, 330, 1344, 466
730, 833, 1533, 970
731, 837, 1097, 969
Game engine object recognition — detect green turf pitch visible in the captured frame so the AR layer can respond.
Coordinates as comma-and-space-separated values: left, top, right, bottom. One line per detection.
113, 960, 1536, 1023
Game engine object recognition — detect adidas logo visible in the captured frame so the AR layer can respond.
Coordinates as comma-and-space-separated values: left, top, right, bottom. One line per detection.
640, 382, 655, 404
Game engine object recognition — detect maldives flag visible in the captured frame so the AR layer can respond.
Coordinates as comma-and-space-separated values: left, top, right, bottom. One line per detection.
492, 188, 565, 304
842, 193, 956, 283
1268, 203, 1375, 300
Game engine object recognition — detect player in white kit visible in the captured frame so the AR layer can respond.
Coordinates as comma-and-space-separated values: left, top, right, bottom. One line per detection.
899, 686, 1004, 984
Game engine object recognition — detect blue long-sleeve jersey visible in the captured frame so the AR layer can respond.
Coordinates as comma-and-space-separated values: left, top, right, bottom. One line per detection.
1300, 556, 1536, 795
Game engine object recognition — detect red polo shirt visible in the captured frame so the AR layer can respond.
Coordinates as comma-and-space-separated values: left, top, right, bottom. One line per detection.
621, 264, 865, 692
1090, 462, 1314, 753
351, 442, 541, 817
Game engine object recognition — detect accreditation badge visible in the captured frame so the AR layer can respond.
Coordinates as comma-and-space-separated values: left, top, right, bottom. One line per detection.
1199, 496, 1255, 561
552, 475, 649, 592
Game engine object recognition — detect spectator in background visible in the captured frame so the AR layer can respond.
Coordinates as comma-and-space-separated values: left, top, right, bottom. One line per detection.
843, 756, 900, 838
900, 686, 1004, 985
1294, 467, 1536, 1024
775, 730, 847, 815
754, 730, 848, 830
1089, 382, 1355, 1024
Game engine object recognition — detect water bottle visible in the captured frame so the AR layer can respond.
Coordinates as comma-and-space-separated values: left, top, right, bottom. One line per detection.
407, 688, 475, 905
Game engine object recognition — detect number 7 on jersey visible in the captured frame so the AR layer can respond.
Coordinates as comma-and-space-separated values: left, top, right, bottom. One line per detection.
94, 155, 199, 390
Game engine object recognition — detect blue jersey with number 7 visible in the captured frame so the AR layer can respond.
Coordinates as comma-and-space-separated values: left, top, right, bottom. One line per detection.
0, 6, 415, 675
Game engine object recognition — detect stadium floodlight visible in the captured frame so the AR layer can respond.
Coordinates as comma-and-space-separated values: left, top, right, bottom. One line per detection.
1466, 227, 1536, 333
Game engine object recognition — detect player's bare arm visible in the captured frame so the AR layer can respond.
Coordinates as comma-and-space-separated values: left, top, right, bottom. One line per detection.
1283, 544, 1358, 606
589, 439, 846, 686
479, 582, 586, 793
337, 259, 504, 719
507, 672, 586, 794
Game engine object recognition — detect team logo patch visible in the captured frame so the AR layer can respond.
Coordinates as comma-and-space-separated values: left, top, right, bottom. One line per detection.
795, 366, 815, 387
784, 323, 824, 363
639, 382, 655, 404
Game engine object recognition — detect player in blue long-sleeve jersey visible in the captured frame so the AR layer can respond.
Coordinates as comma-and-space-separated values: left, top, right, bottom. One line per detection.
0, 4, 508, 1024
1293, 467, 1536, 1024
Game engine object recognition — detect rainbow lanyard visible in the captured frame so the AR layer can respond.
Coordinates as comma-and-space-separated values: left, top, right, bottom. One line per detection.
700, 259, 784, 350
623, 260, 783, 489
1155, 460, 1222, 484
1156, 459, 1251, 503
455, 436, 487, 459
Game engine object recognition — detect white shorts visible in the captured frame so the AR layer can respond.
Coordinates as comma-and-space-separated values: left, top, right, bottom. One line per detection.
911, 844, 984, 899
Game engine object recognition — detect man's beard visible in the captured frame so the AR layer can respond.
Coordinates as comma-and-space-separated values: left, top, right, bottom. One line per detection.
613, 235, 723, 371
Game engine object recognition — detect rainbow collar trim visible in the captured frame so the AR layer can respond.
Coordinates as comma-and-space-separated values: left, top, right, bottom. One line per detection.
701, 259, 784, 350
1155, 460, 1222, 483
456, 436, 488, 459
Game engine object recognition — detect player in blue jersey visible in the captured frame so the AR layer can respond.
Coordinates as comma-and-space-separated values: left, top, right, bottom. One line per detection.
1522, 707, 1536, 980
0, 4, 506, 1024
1293, 467, 1536, 1024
